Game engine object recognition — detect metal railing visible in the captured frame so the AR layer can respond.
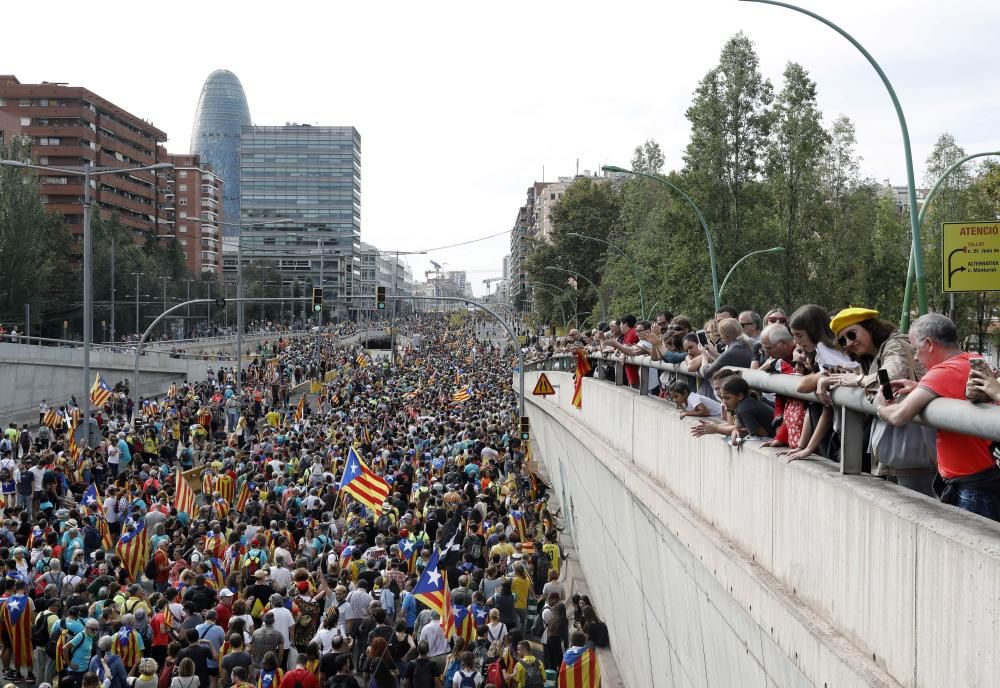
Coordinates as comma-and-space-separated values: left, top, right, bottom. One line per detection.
526, 352, 1000, 474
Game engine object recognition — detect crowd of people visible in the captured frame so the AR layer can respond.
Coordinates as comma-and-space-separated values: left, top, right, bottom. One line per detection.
531, 305, 1000, 522
0, 314, 608, 688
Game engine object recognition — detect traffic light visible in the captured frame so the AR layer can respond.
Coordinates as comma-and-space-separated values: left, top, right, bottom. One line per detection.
311, 287, 323, 312
519, 416, 530, 441
376, 286, 386, 311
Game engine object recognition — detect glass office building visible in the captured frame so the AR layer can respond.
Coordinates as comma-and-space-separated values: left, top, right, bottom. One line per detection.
190, 70, 252, 236
235, 124, 362, 320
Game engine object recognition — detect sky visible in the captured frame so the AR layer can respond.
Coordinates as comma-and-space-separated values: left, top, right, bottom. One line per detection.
6, 0, 999, 296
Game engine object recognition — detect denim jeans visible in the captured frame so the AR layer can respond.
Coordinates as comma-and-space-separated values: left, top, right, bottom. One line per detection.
956, 487, 1000, 522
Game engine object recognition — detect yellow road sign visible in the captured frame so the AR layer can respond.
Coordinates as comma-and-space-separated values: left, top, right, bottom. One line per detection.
532, 373, 556, 396
942, 221, 1000, 293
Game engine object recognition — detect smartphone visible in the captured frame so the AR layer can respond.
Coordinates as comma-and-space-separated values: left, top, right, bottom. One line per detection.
876, 368, 893, 401
696, 330, 709, 347
969, 357, 991, 376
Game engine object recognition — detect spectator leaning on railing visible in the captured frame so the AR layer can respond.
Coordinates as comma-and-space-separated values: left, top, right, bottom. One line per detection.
700, 318, 755, 379
818, 307, 936, 497
877, 313, 1000, 520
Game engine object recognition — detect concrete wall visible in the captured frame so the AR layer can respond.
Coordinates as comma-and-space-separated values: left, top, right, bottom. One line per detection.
524, 370, 1000, 688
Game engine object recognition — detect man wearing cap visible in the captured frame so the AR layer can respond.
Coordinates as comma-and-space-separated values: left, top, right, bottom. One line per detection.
215, 588, 235, 631
64, 618, 100, 686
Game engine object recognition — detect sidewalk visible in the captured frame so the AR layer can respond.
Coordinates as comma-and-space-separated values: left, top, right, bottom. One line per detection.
534, 465, 625, 688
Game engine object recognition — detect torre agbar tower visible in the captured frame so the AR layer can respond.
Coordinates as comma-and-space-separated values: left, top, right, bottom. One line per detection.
190, 70, 251, 238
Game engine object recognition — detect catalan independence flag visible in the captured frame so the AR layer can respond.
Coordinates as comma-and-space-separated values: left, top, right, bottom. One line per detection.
116, 521, 150, 582
398, 538, 419, 574
235, 480, 253, 513
356, 353, 369, 368
215, 473, 234, 505
451, 383, 473, 403
97, 513, 113, 550
509, 510, 527, 543
42, 408, 61, 428
572, 349, 592, 409
208, 557, 227, 588
0, 595, 33, 666
90, 372, 113, 408
412, 547, 454, 638
114, 625, 144, 670
294, 395, 305, 421
558, 646, 601, 688
81, 483, 103, 516
338, 446, 390, 515
174, 468, 196, 517
452, 604, 477, 644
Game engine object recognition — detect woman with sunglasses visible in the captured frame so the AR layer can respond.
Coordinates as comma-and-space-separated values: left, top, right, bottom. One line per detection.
817, 307, 936, 495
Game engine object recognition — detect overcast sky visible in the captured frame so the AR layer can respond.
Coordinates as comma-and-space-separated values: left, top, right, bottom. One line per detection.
7, 0, 998, 295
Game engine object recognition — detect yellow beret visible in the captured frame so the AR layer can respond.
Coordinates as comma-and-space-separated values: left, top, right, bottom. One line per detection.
830, 307, 879, 334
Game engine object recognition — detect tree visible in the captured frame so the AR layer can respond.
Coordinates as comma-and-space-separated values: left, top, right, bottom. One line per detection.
766, 62, 830, 307
684, 32, 774, 245
0, 135, 74, 335
922, 133, 972, 315
631, 140, 665, 175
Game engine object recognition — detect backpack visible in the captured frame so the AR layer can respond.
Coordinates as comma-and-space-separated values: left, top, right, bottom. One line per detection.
45, 618, 68, 660
486, 662, 505, 688
144, 553, 158, 581
518, 657, 545, 688
443, 658, 461, 687
533, 550, 551, 580
457, 669, 480, 688
530, 605, 548, 638
376, 513, 391, 532
32, 610, 54, 647
486, 626, 505, 661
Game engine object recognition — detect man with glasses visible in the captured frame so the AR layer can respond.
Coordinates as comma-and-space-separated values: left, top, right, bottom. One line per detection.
63, 617, 100, 688
739, 311, 765, 365
878, 313, 1000, 520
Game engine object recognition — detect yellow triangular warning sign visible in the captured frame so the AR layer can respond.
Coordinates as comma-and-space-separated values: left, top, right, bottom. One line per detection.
532, 373, 556, 396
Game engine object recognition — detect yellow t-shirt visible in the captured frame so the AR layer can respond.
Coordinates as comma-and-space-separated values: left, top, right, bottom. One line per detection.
542, 543, 561, 575
265, 410, 280, 428
490, 542, 514, 561
511, 575, 531, 609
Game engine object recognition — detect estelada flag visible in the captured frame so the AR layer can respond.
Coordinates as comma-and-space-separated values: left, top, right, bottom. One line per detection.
1, 595, 33, 666
115, 521, 149, 582
174, 467, 196, 516
338, 446, 390, 515
215, 474, 235, 504
559, 646, 601, 687
452, 604, 477, 644
572, 349, 592, 409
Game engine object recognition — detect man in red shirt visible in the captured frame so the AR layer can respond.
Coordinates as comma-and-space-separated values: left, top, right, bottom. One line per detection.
153, 539, 171, 593
283, 654, 320, 688
878, 313, 1000, 520
215, 588, 234, 631
607, 314, 640, 388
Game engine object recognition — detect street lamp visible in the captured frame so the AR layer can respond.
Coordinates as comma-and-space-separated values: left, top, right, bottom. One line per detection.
186, 217, 293, 381
527, 283, 568, 329
718, 247, 785, 303
741, 0, 929, 316
0, 158, 172, 431
566, 231, 645, 315
130, 272, 144, 336
602, 164, 720, 311
544, 266, 607, 321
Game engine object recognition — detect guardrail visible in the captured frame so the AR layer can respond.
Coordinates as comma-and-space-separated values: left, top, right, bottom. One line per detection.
526, 351, 1000, 474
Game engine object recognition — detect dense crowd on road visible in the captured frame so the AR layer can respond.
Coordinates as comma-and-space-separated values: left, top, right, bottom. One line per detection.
531, 304, 1000, 523
0, 314, 607, 688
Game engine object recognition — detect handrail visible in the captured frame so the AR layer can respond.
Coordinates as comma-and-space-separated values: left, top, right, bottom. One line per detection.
526, 352, 1000, 445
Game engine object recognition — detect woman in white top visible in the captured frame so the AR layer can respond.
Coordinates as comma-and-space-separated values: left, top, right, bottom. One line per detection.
310, 613, 344, 653
483, 608, 507, 646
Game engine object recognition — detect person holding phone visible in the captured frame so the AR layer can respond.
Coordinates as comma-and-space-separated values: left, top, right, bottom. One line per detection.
817, 307, 935, 495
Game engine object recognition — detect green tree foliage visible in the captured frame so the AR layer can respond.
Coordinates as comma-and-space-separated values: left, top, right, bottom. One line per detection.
766, 62, 830, 307
521, 32, 969, 333
0, 136, 74, 335
524, 178, 620, 324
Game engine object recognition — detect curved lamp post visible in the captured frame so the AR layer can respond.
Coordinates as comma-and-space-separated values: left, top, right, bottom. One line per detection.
527, 283, 568, 329
544, 266, 607, 322
900, 150, 1000, 330
566, 231, 645, 316
741, 0, 928, 316
602, 165, 719, 311
718, 247, 785, 303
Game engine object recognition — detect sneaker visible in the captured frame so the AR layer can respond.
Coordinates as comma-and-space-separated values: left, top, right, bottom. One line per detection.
25, 673, 35, 682
2, 670, 18, 680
